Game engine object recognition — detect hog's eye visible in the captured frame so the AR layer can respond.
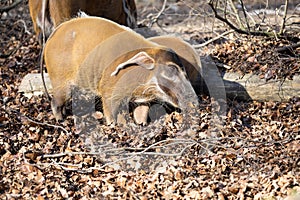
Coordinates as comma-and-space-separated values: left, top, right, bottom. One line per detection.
167, 64, 179, 72
160, 63, 180, 81
165, 64, 179, 76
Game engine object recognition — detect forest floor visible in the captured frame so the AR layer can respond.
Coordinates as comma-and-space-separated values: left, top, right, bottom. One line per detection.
0, 0, 299, 199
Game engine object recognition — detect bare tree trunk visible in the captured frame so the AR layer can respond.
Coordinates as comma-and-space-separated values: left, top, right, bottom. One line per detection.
200, 56, 300, 102
222, 72, 300, 101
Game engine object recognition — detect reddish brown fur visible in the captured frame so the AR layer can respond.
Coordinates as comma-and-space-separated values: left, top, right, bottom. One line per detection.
44, 17, 129, 120
83, 47, 197, 124
28, 0, 137, 41
148, 36, 204, 94
44, 17, 198, 124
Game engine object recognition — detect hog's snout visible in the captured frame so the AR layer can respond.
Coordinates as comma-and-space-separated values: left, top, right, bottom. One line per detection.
129, 62, 199, 125
154, 63, 199, 110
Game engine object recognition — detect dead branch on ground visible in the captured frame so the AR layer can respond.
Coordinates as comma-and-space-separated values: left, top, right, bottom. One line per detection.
276, 42, 300, 54
193, 30, 235, 48
7, 108, 71, 135
22, 135, 294, 174
0, 0, 22, 12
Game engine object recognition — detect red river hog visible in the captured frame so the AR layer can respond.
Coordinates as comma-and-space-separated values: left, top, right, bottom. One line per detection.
28, 0, 137, 42
44, 17, 199, 125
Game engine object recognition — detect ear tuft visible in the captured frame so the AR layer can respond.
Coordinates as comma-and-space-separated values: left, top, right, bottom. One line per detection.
111, 51, 155, 76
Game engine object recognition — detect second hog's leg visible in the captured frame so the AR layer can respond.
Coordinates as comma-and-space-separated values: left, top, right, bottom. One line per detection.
51, 91, 66, 121
102, 98, 116, 125
133, 105, 149, 126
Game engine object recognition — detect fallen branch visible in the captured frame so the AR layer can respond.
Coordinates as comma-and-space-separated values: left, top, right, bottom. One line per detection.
7, 108, 71, 135
0, 0, 23, 12
276, 42, 300, 54
0, 19, 32, 58
199, 55, 300, 102
23, 138, 199, 173
20, 114, 71, 135
23, 136, 295, 174
193, 30, 235, 48
221, 72, 300, 101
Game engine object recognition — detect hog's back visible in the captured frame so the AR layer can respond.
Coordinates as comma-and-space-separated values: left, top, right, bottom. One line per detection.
44, 17, 128, 94
75, 29, 160, 94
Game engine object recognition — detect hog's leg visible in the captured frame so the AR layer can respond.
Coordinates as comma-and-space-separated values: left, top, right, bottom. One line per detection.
51, 91, 65, 121
102, 99, 115, 125
133, 105, 149, 126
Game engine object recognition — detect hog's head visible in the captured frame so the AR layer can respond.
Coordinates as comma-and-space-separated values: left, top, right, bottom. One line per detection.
107, 48, 199, 125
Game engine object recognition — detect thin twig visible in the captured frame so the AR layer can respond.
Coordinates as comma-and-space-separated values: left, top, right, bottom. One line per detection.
238, 0, 251, 33
229, 0, 244, 29
208, 0, 273, 37
21, 114, 71, 135
8, 107, 70, 135
193, 30, 235, 48
16, 20, 32, 35
128, 144, 195, 157
148, 0, 167, 27
44, 139, 194, 156
279, 0, 289, 34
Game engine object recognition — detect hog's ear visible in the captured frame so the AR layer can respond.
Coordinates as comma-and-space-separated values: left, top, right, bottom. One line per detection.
111, 51, 155, 76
